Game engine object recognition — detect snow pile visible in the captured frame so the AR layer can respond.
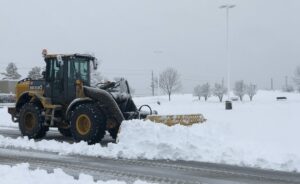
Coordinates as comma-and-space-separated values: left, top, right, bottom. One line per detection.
117, 120, 300, 171
0, 107, 17, 127
0, 90, 300, 172
0, 119, 299, 172
0, 163, 151, 184
116, 120, 227, 161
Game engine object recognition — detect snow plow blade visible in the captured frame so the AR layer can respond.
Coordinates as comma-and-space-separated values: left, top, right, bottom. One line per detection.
146, 114, 206, 126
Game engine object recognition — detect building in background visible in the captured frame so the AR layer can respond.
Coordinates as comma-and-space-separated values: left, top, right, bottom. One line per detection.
0, 80, 18, 94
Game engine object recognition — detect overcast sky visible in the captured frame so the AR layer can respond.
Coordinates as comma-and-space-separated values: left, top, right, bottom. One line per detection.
1, 0, 300, 95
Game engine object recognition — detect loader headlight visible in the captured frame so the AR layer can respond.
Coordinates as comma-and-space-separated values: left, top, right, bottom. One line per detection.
42, 49, 48, 57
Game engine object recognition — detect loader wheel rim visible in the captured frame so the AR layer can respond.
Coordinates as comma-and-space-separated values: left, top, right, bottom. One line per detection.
24, 112, 36, 130
76, 114, 91, 135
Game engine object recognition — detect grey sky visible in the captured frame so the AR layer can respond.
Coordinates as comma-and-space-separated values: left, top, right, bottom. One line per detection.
1, 0, 300, 96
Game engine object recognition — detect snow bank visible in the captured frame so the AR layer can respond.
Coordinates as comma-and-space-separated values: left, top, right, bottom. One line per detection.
0, 90, 299, 172
0, 107, 17, 127
0, 163, 151, 184
117, 120, 300, 172
0, 119, 299, 172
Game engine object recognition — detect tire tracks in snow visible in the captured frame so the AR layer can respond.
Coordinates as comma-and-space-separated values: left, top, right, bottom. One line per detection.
0, 147, 299, 184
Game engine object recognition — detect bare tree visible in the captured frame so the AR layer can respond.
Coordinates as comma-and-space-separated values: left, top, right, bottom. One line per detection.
193, 83, 211, 101
193, 85, 202, 100
90, 69, 103, 86
293, 66, 300, 92
246, 83, 257, 101
282, 85, 294, 92
28, 66, 43, 80
129, 86, 135, 96
213, 83, 227, 102
201, 83, 211, 101
1, 62, 21, 80
159, 67, 181, 101
234, 80, 246, 101
282, 75, 294, 92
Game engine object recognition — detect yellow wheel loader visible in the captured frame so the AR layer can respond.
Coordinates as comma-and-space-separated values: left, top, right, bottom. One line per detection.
8, 50, 205, 144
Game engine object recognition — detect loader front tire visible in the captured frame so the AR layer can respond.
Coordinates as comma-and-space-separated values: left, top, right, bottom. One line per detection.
108, 126, 119, 140
70, 103, 106, 144
19, 103, 47, 139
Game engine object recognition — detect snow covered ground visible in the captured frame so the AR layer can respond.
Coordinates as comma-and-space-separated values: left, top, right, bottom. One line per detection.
0, 90, 299, 172
0, 163, 150, 184
0, 106, 17, 128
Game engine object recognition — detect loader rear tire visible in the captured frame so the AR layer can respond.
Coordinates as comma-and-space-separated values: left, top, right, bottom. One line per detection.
58, 127, 72, 137
19, 103, 48, 139
70, 103, 106, 144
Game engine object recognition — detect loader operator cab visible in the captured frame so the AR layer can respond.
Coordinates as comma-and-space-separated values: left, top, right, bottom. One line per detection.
44, 54, 97, 105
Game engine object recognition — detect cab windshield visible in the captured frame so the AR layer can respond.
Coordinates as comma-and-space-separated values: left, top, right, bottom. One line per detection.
68, 57, 90, 85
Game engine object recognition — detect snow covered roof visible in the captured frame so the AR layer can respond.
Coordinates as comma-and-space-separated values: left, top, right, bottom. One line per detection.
44, 53, 95, 60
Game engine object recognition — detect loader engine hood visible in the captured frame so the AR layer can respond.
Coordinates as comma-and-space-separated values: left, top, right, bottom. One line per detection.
16, 79, 44, 99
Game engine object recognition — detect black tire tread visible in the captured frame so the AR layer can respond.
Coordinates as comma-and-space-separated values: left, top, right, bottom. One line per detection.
70, 103, 106, 144
19, 103, 48, 139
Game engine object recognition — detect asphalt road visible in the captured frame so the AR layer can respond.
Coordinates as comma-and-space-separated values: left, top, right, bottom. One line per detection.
0, 126, 300, 184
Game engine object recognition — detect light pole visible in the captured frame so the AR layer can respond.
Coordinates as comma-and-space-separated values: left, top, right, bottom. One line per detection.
220, 4, 235, 110
153, 50, 163, 104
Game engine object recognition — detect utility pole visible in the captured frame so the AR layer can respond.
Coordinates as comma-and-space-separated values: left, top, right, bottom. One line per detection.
153, 50, 163, 97
285, 76, 288, 90
220, 4, 236, 110
270, 78, 274, 90
151, 70, 155, 96
157, 73, 160, 96
222, 78, 225, 87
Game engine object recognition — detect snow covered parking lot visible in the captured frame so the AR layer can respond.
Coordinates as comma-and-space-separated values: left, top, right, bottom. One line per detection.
0, 90, 299, 172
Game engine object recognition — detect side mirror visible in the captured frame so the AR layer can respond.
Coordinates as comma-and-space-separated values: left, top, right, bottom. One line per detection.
56, 55, 63, 67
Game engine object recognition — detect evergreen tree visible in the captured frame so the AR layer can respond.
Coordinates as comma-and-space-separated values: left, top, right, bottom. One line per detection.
1, 62, 21, 80
28, 66, 43, 80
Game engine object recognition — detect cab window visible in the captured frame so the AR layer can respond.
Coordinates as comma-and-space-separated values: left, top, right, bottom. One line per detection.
68, 57, 90, 85
45, 58, 64, 81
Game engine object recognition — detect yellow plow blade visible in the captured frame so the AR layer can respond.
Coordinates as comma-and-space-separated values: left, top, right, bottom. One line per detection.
146, 114, 206, 126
